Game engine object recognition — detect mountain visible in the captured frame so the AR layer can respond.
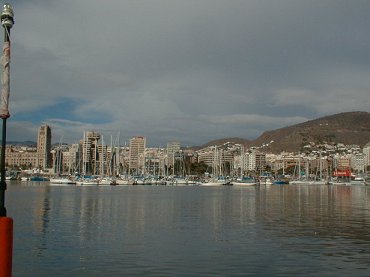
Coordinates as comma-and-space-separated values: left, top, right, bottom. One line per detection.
192, 137, 250, 150
1, 140, 36, 146
250, 111, 370, 153
198, 111, 370, 153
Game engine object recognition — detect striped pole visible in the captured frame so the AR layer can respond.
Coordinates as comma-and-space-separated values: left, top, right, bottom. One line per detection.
0, 4, 14, 277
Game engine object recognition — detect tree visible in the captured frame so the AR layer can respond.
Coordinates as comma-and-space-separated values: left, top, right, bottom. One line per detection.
189, 161, 208, 176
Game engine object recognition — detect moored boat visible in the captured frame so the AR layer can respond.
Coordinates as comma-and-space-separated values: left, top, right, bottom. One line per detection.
76, 176, 99, 186
50, 176, 76, 185
232, 177, 257, 186
76, 180, 99, 186
348, 175, 367, 186
288, 180, 307, 185
273, 179, 289, 185
30, 176, 49, 182
199, 179, 224, 186
259, 176, 273, 185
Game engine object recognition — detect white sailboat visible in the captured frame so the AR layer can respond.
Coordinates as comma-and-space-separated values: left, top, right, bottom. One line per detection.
50, 140, 76, 185
290, 153, 307, 185
199, 146, 225, 186
50, 177, 76, 185
232, 177, 257, 186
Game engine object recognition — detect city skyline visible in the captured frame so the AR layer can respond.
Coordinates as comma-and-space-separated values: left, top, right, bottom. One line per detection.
6, 1, 370, 146
5, 111, 370, 155
5, 127, 369, 177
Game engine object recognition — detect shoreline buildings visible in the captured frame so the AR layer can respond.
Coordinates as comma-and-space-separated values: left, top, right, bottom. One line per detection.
2, 125, 370, 178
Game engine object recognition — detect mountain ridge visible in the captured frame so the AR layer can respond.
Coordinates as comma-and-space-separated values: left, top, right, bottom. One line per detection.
4, 111, 370, 153
199, 111, 370, 153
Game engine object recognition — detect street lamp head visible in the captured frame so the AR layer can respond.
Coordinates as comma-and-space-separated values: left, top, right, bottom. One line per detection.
1, 3, 14, 30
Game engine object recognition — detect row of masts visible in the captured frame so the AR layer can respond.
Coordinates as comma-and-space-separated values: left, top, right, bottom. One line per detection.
53, 134, 358, 180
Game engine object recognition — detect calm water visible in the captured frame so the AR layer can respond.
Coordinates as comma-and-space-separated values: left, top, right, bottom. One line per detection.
5, 182, 370, 276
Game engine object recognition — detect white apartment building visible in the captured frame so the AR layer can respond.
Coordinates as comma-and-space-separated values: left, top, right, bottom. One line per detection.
363, 142, 370, 167
351, 153, 366, 173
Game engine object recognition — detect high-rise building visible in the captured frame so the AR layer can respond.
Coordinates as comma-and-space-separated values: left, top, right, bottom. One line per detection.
37, 124, 52, 169
166, 141, 180, 172
129, 136, 146, 174
61, 144, 81, 175
82, 131, 101, 175
363, 142, 370, 167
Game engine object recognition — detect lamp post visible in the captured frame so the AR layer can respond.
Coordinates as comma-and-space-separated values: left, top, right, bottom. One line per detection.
0, 4, 14, 277
0, 3, 13, 217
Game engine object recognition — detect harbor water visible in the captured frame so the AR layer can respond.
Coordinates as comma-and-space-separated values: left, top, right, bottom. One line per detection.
6, 182, 370, 276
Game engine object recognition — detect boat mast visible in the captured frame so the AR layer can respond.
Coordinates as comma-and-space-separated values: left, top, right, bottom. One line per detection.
82, 131, 86, 176
298, 152, 301, 180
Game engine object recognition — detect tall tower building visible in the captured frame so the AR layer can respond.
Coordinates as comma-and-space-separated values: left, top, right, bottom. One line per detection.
167, 141, 181, 171
37, 124, 52, 169
82, 131, 101, 175
129, 136, 146, 174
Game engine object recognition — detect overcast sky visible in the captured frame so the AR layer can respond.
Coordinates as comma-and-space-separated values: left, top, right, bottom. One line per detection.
5, 0, 370, 146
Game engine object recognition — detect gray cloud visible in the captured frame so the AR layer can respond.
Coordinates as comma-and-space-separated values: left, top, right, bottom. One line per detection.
6, 0, 370, 145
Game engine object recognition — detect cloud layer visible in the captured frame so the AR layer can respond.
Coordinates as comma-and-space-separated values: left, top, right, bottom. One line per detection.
6, 0, 370, 145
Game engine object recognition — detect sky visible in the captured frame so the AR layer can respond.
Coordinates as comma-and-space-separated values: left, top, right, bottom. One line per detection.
5, 0, 370, 146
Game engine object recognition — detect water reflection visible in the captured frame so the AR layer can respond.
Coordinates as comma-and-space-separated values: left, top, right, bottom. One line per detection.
34, 185, 50, 257
6, 183, 370, 276
258, 185, 370, 270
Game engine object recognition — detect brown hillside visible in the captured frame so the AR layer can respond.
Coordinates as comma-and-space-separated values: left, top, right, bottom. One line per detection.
251, 111, 370, 153
191, 137, 250, 150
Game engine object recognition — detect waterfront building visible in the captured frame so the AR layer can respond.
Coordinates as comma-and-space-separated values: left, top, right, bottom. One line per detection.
234, 150, 266, 176
118, 146, 130, 176
5, 145, 38, 169
198, 146, 234, 167
61, 144, 81, 174
129, 136, 146, 175
272, 152, 295, 176
196, 147, 213, 166
166, 141, 181, 174
97, 143, 108, 176
333, 154, 351, 171
351, 153, 366, 174
82, 131, 101, 175
37, 124, 52, 169
243, 151, 254, 172
198, 146, 234, 176
254, 151, 267, 174
363, 142, 370, 167
145, 147, 166, 176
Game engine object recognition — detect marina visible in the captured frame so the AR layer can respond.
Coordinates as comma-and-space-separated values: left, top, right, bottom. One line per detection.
0, 2, 369, 275
6, 181, 370, 276
14, 171, 370, 186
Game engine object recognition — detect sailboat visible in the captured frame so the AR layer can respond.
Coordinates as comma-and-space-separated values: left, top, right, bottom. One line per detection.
308, 151, 328, 185
231, 145, 257, 186
199, 146, 226, 186
232, 176, 257, 186
50, 142, 76, 185
290, 153, 307, 185
50, 176, 76, 185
